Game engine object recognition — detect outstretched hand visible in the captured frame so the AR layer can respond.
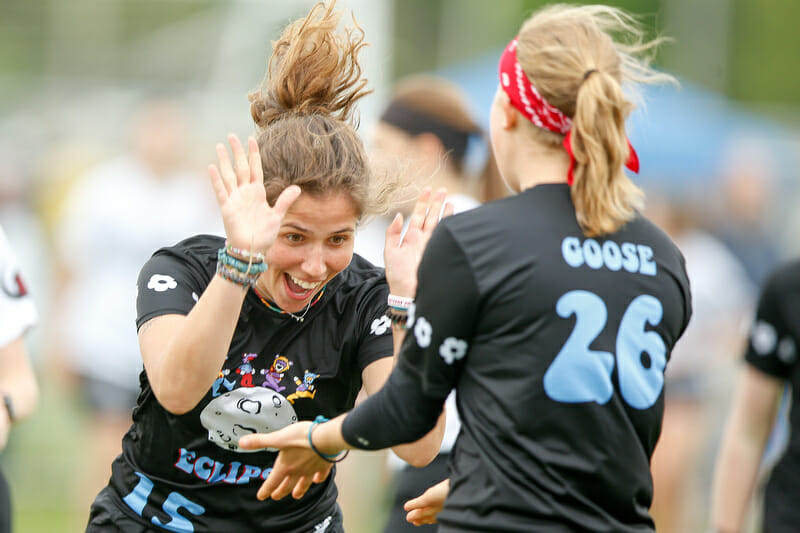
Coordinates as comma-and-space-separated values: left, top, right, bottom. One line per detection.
208, 133, 301, 254
404, 478, 450, 526
384, 187, 453, 297
238, 421, 336, 501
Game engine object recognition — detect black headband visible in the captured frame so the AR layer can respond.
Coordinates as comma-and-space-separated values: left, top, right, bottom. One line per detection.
379, 101, 479, 164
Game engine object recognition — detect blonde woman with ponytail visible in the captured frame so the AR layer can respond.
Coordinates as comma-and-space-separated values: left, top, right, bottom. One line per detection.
242, 4, 692, 532
85, 2, 447, 532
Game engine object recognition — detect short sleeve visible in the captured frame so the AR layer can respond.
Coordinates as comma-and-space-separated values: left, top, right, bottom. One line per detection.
355, 280, 393, 371
0, 227, 37, 347
136, 250, 209, 329
397, 223, 480, 398
744, 269, 798, 379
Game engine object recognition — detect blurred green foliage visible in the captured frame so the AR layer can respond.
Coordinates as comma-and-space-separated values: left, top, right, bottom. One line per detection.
1, 0, 799, 106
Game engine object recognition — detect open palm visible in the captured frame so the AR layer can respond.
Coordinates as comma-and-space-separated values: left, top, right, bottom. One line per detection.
384, 187, 453, 297
208, 134, 301, 254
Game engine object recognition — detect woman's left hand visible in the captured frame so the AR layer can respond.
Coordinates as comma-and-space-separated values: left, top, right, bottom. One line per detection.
239, 422, 335, 500
404, 478, 450, 526
384, 187, 453, 297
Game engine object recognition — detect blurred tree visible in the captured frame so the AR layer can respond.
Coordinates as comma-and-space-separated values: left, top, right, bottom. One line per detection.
728, 0, 800, 105
391, 0, 663, 80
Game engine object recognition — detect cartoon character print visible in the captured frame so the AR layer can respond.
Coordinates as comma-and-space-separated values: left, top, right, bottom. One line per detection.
260, 354, 293, 392
200, 387, 297, 453
212, 369, 236, 398
286, 370, 319, 403
235, 353, 258, 387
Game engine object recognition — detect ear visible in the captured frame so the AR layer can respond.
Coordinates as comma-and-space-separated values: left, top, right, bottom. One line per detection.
500, 92, 518, 130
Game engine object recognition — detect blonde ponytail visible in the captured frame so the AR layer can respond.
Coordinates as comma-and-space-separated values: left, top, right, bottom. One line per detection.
517, 4, 676, 236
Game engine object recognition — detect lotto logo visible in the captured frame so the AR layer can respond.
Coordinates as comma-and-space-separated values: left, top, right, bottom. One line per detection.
147, 274, 178, 292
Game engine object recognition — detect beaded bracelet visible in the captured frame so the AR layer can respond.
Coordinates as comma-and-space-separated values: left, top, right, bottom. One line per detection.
388, 294, 414, 311
385, 306, 410, 330
217, 248, 269, 275
308, 416, 349, 463
216, 261, 259, 288
225, 240, 265, 263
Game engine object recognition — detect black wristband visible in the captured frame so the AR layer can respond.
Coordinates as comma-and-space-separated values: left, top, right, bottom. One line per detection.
385, 306, 410, 329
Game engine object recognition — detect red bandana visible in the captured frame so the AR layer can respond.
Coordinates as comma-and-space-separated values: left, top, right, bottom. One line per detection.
499, 39, 572, 134
498, 38, 640, 185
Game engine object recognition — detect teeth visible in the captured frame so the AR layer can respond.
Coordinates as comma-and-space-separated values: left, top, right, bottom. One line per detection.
289, 274, 321, 290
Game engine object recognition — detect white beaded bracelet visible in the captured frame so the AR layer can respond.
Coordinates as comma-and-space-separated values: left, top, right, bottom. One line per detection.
388, 294, 414, 310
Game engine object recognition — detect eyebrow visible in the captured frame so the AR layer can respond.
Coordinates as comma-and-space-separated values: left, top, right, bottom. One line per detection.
284, 223, 355, 234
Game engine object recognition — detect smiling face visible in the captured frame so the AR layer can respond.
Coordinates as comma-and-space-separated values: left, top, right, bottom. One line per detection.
257, 191, 358, 313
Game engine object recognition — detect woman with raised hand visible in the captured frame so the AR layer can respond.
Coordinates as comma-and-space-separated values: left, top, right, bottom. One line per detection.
240, 4, 692, 532
85, 2, 445, 532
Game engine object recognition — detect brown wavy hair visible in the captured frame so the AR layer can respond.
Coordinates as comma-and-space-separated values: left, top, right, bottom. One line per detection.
516, 4, 675, 236
248, 0, 395, 218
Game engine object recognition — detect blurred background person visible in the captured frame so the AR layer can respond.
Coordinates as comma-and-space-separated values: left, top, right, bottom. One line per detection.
710, 141, 780, 288
355, 74, 507, 266
348, 74, 505, 533
646, 195, 755, 533
51, 95, 222, 513
710, 259, 800, 533
0, 224, 39, 533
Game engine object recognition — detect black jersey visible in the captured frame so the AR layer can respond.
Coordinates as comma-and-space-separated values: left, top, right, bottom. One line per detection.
101, 235, 392, 533
343, 184, 692, 532
743, 260, 800, 533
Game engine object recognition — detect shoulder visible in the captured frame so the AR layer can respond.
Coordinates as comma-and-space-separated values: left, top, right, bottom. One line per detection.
328, 255, 388, 310
0, 225, 10, 258
336, 254, 388, 292
624, 214, 685, 261
761, 259, 800, 296
142, 234, 223, 279
154, 234, 224, 259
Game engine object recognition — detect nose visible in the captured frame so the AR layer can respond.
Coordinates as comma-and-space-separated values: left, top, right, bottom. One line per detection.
301, 244, 327, 279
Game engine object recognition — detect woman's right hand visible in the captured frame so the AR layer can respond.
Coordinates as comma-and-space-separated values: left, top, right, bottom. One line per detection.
208, 134, 301, 254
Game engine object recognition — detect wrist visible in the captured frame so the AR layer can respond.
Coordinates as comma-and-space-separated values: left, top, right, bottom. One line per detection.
224, 240, 265, 264
308, 416, 348, 463
387, 281, 416, 299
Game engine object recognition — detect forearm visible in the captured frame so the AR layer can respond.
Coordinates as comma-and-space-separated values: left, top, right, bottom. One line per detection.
363, 336, 447, 465
710, 416, 771, 531
710, 367, 781, 532
390, 409, 445, 467
145, 275, 247, 413
343, 365, 444, 452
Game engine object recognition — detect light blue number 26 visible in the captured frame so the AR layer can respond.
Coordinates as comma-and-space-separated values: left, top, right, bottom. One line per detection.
543, 290, 666, 409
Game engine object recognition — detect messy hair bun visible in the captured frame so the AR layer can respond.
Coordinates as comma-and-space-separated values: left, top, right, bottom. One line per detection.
245, 1, 403, 220
249, 1, 370, 128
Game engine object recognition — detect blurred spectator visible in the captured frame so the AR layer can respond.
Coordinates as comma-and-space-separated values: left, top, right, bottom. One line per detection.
350, 74, 503, 533
646, 195, 754, 533
710, 259, 800, 533
0, 224, 39, 533
355, 74, 506, 266
52, 96, 222, 511
712, 141, 780, 286
0, 121, 52, 359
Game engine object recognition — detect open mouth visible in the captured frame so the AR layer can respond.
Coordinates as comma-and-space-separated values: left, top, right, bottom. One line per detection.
283, 273, 321, 301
